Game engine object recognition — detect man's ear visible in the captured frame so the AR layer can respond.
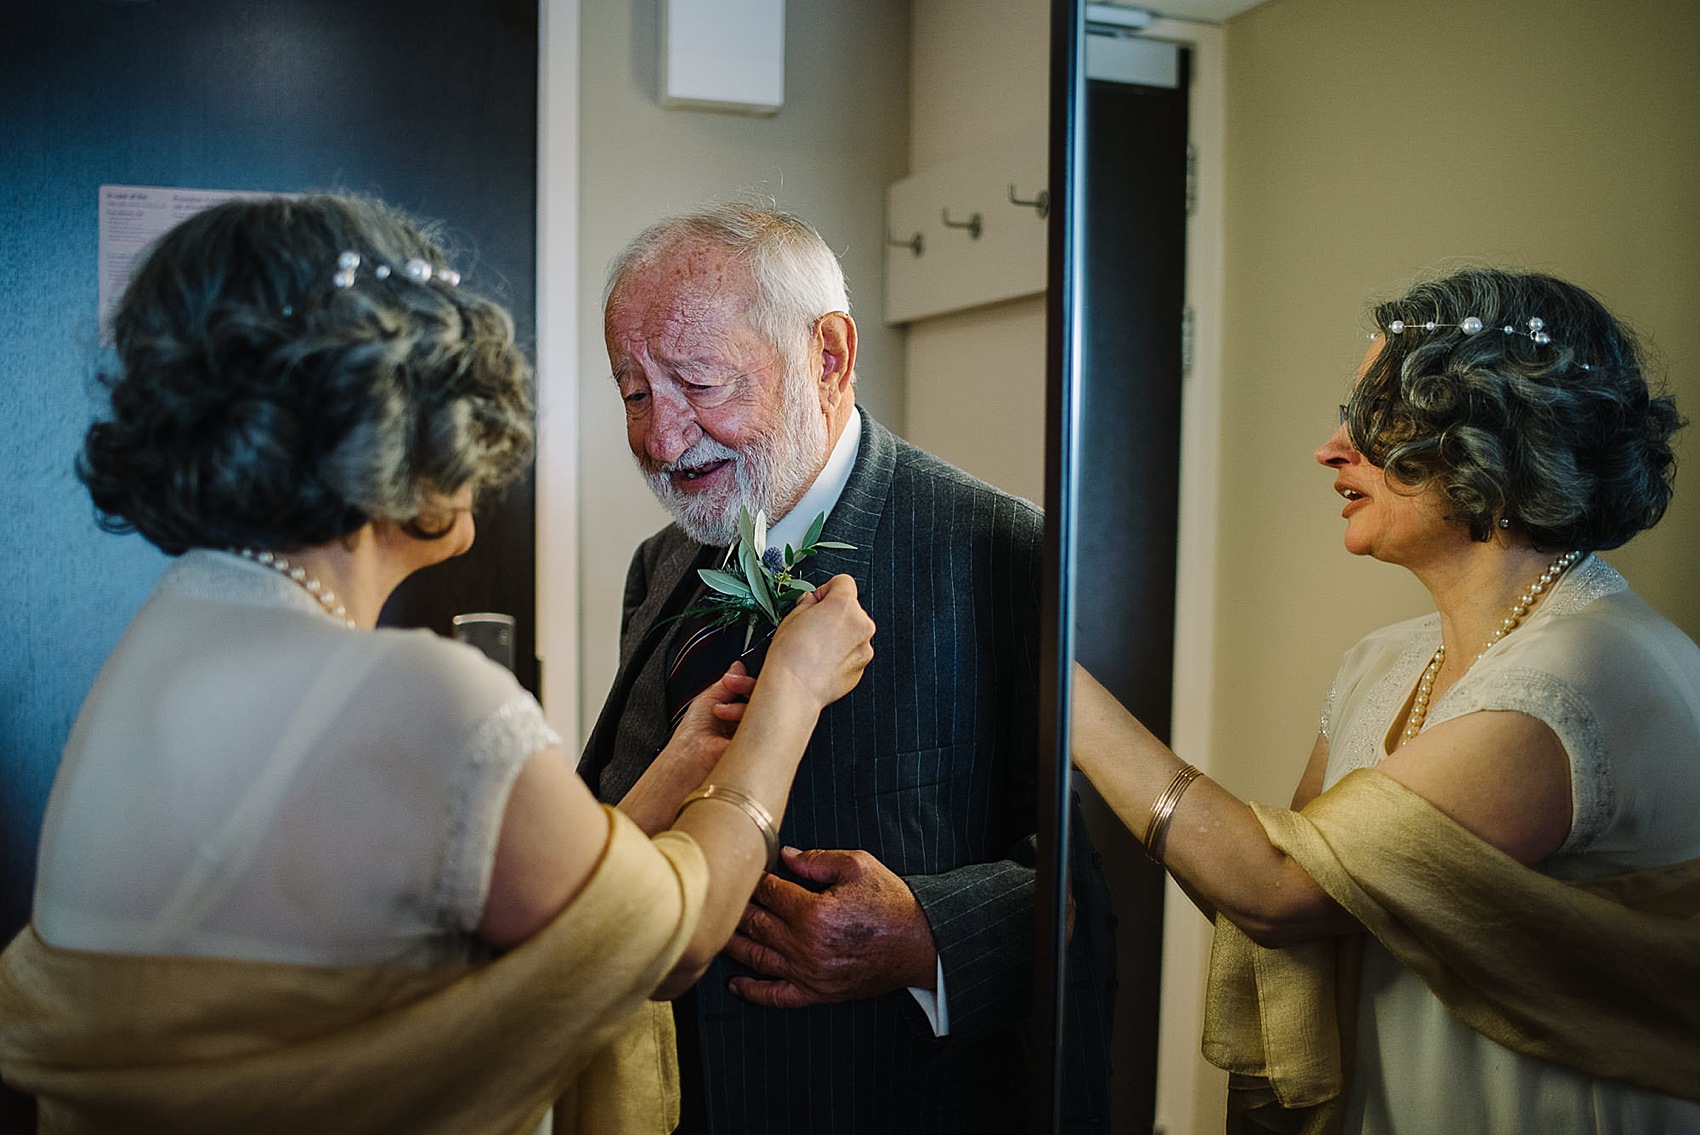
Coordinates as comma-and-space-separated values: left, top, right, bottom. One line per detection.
813, 311, 857, 413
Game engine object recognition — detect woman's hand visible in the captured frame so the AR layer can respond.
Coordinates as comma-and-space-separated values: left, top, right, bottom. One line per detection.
763, 574, 875, 710
616, 664, 757, 835
669, 661, 757, 768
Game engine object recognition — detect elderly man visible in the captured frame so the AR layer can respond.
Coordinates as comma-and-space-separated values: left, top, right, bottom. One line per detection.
580, 203, 1108, 1134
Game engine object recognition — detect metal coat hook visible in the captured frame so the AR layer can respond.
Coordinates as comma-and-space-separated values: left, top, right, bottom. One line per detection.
1007, 183, 1050, 219
940, 207, 983, 239
886, 229, 924, 257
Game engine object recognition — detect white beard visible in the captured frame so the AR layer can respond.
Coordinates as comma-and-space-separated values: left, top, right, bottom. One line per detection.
640, 362, 829, 546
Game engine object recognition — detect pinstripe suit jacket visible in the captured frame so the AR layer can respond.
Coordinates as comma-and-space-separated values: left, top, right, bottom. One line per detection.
581, 414, 1105, 1133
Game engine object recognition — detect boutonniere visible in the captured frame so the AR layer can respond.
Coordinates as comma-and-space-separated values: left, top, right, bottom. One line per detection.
689, 506, 855, 644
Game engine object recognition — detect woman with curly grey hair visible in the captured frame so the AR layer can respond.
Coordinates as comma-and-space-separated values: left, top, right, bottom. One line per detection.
0, 194, 874, 1134
1072, 268, 1700, 1133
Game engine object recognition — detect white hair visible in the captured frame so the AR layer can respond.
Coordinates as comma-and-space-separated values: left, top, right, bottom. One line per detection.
604, 200, 852, 366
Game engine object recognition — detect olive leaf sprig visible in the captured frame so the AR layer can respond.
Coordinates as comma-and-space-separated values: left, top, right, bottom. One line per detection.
691, 506, 855, 635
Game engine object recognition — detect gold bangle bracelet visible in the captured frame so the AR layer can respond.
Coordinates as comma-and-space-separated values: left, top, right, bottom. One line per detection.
1142, 764, 1203, 866
674, 784, 780, 872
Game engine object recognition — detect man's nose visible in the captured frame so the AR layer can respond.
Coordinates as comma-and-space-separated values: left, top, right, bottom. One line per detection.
644, 389, 701, 466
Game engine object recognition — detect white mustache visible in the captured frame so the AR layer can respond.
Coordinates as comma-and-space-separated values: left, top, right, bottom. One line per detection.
642, 436, 740, 477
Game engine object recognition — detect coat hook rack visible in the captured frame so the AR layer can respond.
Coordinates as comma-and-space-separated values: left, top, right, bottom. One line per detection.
886, 229, 924, 257
940, 208, 983, 239
1007, 183, 1050, 219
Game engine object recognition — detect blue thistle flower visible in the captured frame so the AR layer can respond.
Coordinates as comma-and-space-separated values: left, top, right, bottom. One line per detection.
679, 508, 855, 636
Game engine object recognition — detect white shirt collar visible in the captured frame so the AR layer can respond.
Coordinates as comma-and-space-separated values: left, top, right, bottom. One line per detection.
764, 405, 861, 555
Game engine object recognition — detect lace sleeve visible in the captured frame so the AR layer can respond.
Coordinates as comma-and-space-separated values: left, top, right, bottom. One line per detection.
435, 691, 563, 932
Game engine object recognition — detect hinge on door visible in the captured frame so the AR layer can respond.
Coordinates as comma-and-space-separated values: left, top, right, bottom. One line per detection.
1181, 305, 1196, 378
1185, 143, 1199, 216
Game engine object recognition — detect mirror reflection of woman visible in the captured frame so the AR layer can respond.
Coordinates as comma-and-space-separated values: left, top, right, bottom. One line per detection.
1075, 268, 1700, 1133
0, 194, 875, 1134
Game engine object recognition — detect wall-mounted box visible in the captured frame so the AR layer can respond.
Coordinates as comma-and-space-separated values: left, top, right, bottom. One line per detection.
662, 0, 785, 116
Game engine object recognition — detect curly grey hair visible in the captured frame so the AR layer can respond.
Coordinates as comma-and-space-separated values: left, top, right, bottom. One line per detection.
1344, 267, 1683, 551
602, 200, 852, 369
80, 194, 534, 555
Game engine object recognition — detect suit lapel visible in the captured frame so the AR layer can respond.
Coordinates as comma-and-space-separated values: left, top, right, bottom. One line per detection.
583, 532, 715, 798
807, 412, 893, 583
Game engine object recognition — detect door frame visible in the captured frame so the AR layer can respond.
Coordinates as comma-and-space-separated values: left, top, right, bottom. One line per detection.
536, 0, 582, 743
1141, 16, 1228, 1135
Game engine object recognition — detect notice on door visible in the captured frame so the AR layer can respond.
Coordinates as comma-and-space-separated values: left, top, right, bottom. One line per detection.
98, 184, 279, 343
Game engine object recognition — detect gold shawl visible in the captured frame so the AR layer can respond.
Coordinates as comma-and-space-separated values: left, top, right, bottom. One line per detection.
1203, 768, 1700, 1134
0, 807, 707, 1135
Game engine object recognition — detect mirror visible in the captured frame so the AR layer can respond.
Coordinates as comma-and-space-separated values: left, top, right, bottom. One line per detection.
1038, 3, 1700, 1134
1036, 4, 1204, 1130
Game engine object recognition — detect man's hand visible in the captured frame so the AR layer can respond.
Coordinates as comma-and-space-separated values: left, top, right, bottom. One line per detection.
723, 847, 939, 1008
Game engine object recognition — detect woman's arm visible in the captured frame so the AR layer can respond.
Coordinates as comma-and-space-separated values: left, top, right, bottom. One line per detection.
615, 665, 757, 837
1070, 666, 1356, 947
1377, 709, 1571, 864
1071, 665, 1575, 948
1290, 733, 1330, 811
479, 575, 875, 996
477, 744, 623, 949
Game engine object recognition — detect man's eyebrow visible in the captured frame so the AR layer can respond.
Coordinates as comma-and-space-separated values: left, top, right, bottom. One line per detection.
609, 348, 746, 386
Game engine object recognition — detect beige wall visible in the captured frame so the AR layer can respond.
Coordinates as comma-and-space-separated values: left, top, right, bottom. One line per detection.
902, 0, 1051, 505
1212, 0, 1700, 820
572, 1, 912, 740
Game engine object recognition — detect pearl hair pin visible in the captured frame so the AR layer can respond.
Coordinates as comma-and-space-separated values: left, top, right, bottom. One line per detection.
235, 548, 357, 629
332, 250, 461, 290
1375, 315, 1593, 370
1402, 549, 1583, 742
1386, 315, 1551, 344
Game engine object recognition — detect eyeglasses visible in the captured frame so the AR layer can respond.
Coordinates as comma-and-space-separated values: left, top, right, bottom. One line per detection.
1339, 398, 1391, 425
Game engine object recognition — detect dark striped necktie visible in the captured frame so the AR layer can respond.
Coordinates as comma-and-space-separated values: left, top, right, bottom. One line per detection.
664, 611, 771, 733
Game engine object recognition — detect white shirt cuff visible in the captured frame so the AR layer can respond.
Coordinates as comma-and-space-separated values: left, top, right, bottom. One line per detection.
907, 955, 950, 1037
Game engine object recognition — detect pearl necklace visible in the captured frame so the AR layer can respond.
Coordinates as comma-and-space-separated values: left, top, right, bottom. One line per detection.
1401, 549, 1583, 743
234, 548, 357, 629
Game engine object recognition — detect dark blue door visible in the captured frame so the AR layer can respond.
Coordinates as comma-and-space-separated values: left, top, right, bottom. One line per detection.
0, 4, 538, 1123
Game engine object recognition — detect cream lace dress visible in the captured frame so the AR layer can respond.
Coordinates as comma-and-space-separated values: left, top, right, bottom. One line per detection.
1318, 555, 1700, 1134
33, 548, 560, 968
